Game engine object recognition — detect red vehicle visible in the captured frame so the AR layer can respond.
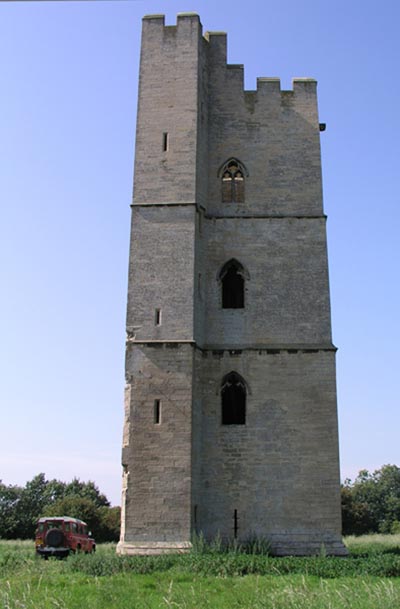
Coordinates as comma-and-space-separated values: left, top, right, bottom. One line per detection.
35, 516, 96, 558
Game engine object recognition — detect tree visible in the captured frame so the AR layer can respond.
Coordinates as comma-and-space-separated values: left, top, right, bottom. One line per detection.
0, 481, 22, 538
62, 478, 110, 508
97, 506, 121, 542
0, 473, 119, 540
342, 464, 400, 535
15, 473, 57, 538
45, 496, 100, 535
44, 497, 120, 542
341, 482, 375, 535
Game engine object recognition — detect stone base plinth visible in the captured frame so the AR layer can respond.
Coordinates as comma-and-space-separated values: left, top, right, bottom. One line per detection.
116, 541, 192, 555
269, 535, 348, 557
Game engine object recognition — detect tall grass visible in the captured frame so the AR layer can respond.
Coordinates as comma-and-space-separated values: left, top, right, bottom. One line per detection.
1, 536, 400, 608
1, 535, 400, 579
344, 533, 400, 555
2, 536, 400, 579
1, 571, 400, 609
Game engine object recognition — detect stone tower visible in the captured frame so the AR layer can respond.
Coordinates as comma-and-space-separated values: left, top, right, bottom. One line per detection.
117, 13, 346, 556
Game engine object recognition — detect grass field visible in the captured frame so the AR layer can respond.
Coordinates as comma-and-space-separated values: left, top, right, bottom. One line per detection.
1, 535, 400, 609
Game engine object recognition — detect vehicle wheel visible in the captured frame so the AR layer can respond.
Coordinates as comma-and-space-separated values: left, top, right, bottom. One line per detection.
46, 528, 63, 547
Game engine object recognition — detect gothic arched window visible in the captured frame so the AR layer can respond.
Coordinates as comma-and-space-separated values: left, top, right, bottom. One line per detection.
219, 259, 247, 309
221, 371, 246, 425
218, 158, 248, 203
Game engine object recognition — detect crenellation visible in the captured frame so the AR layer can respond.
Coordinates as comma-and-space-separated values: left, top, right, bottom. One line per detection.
204, 31, 227, 65
142, 14, 165, 24
256, 76, 281, 95
293, 76, 317, 88
177, 12, 201, 22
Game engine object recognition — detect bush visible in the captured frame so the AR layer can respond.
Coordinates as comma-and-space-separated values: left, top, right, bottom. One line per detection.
391, 521, 400, 534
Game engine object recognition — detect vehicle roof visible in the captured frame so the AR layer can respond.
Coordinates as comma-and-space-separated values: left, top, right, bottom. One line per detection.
37, 516, 88, 525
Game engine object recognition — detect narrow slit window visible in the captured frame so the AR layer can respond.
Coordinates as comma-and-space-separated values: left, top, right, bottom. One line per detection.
155, 308, 162, 326
162, 132, 169, 152
234, 509, 238, 538
154, 399, 161, 424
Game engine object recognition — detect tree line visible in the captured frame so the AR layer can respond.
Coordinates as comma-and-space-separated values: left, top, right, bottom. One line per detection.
0, 473, 120, 542
341, 464, 400, 535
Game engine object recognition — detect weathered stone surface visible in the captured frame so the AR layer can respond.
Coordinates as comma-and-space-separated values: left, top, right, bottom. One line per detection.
118, 13, 346, 557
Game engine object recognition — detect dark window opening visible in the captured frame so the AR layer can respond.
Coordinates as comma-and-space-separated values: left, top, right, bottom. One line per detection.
221, 372, 246, 425
220, 159, 246, 203
220, 260, 245, 309
233, 509, 239, 538
155, 308, 162, 326
162, 132, 169, 152
154, 399, 161, 424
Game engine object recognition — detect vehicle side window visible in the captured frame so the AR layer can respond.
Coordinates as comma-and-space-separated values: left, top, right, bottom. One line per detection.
64, 523, 70, 532
71, 523, 77, 533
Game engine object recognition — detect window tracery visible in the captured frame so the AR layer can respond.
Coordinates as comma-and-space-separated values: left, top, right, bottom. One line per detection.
219, 158, 248, 203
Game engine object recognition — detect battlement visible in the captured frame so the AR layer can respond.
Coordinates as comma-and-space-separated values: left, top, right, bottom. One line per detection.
221, 70, 317, 100
142, 13, 202, 34
254, 76, 317, 93
141, 13, 204, 53
142, 14, 165, 22
143, 12, 202, 23
142, 15, 317, 97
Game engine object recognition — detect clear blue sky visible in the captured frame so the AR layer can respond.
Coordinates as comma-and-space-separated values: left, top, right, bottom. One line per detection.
0, 0, 399, 507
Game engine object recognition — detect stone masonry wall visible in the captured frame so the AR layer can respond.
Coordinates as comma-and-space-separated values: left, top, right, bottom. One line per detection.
133, 14, 203, 205
205, 31, 323, 217
126, 205, 196, 342
194, 348, 342, 553
122, 343, 194, 543
202, 216, 332, 347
